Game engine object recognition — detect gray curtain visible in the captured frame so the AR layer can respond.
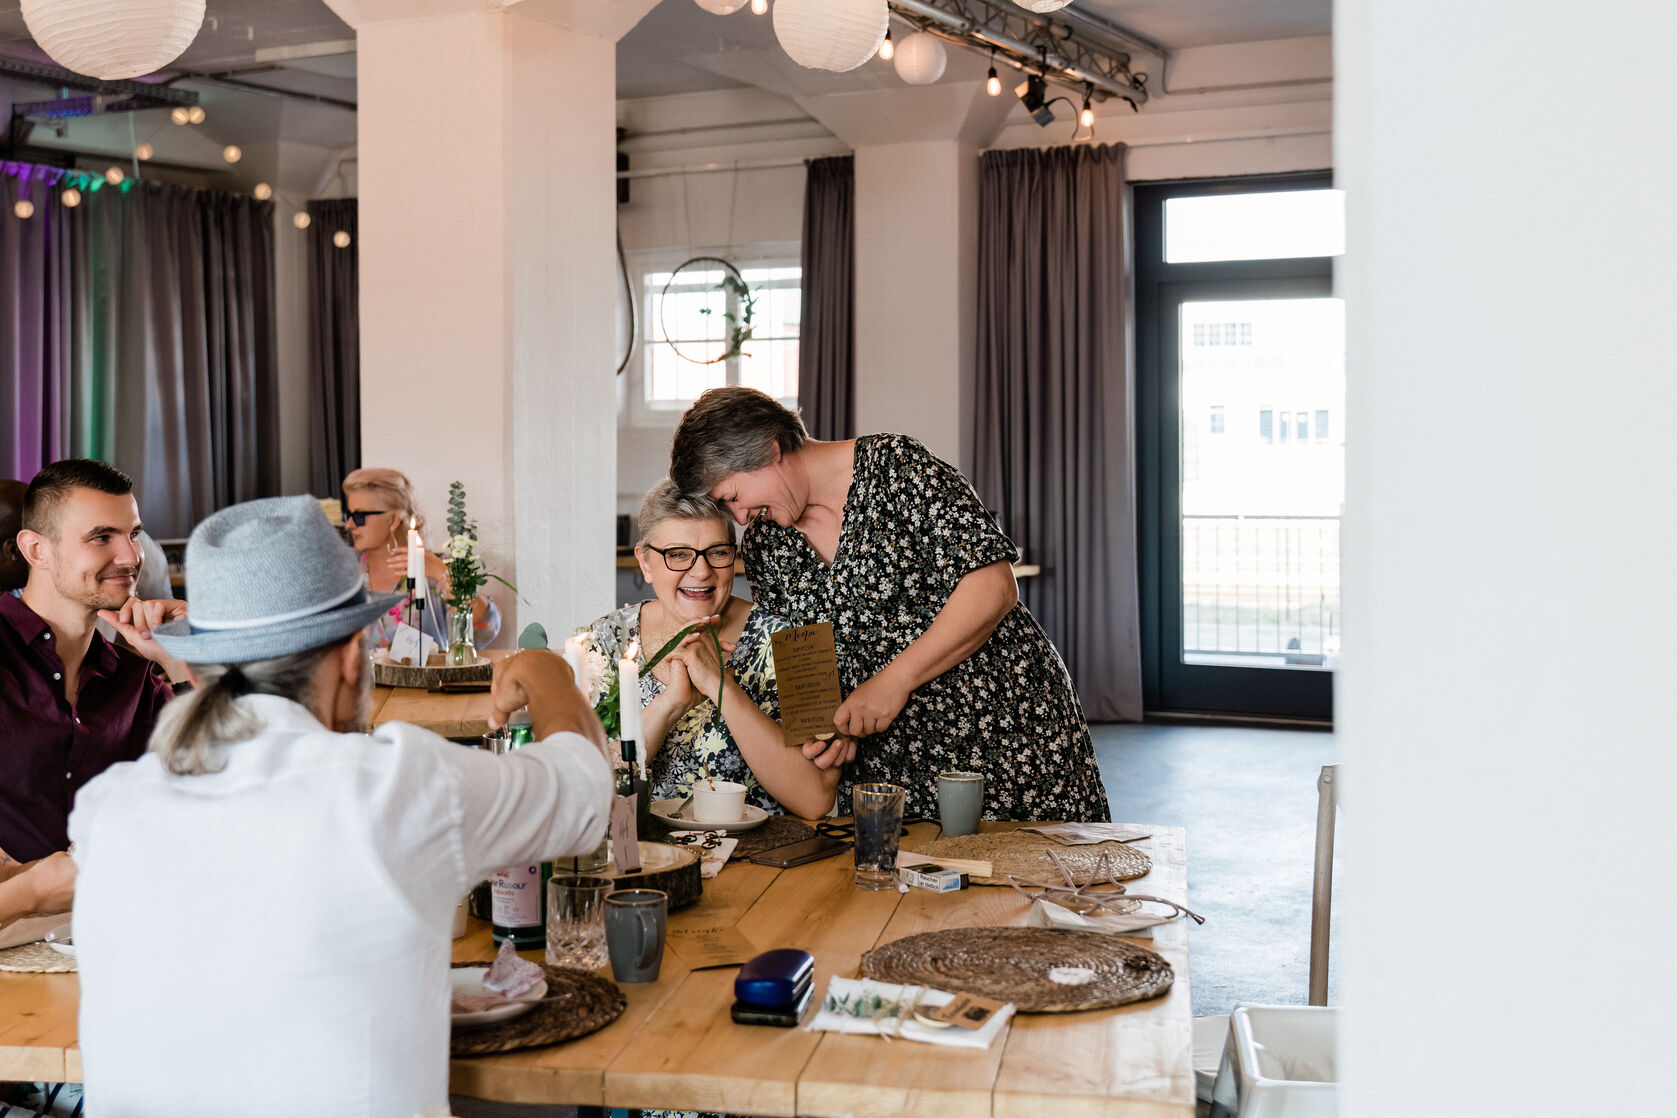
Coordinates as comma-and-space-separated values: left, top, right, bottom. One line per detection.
798, 156, 853, 440
305, 198, 359, 495
972, 143, 1142, 722
1, 162, 279, 537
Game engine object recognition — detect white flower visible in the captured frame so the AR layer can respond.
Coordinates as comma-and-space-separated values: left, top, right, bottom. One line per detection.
446, 534, 476, 560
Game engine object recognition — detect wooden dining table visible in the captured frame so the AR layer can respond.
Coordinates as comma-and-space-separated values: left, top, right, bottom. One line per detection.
0, 820, 1190, 1115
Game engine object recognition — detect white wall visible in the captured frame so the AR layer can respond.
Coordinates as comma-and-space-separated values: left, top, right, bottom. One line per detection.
1337, 3, 1677, 1114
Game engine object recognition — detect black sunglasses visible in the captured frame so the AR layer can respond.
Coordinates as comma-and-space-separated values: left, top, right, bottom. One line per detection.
345, 509, 392, 527
645, 544, 737, 572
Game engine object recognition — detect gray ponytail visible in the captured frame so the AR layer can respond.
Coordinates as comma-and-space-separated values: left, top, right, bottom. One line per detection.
150, 641, 346, 775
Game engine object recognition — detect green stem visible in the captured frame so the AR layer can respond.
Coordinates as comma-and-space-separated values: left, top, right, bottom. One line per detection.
643, 622, 727, 712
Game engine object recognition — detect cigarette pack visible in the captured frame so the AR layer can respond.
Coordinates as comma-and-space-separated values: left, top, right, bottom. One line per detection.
898, 863, 969, 893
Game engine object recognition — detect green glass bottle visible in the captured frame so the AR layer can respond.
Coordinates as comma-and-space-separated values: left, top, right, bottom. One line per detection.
490, 712, 551, 949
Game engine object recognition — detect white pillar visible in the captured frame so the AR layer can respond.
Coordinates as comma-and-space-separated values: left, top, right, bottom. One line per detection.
800, 83, 1010, 473
326, 0, 656, 640
1338, 1, 1677, 1114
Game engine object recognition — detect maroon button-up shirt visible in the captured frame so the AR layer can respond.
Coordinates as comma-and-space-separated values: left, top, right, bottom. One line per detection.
0, 592, 174, 864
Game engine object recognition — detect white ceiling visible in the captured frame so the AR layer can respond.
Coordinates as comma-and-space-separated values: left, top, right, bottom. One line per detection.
0, 0, 1329, 153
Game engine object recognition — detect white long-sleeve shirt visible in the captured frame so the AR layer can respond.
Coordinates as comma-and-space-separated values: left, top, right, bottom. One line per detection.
69, 694, 612, 1118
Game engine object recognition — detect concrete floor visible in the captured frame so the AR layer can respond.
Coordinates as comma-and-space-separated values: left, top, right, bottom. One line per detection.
1091, 721, 1341, 1016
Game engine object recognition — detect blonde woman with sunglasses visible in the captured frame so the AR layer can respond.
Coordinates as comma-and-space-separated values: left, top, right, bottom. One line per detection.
341, 467, 501, 653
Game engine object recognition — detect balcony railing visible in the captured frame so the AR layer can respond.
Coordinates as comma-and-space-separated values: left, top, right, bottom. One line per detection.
1181, 515, 1340, 660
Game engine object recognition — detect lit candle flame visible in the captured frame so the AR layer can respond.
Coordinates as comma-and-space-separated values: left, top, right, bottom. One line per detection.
625, 638, 640, 660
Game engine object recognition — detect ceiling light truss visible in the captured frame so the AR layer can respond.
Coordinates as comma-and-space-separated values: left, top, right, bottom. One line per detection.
0, 57, 199, 108
887, 0, 1148, 108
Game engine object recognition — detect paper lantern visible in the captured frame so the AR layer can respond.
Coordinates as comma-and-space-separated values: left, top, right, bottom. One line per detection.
222, 145, 242, 164
13, 200, 35, 219
134, 142, 153, 160
772, 0, 887, 73
1013, 0, 1073, 11
332, 231, 351, 249
293, 211, 311, 230
252, 182, 272, 201
61, 187, 81, 208
20, 0, 206, 81
693, 0, 749, 13
893, 32, 947, 85
104, 166, 124, 185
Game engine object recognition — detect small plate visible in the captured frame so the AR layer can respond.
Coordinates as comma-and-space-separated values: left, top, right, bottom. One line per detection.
650, 799, 771, 834
450, 966, 546, 1029
44, 923, 73, 957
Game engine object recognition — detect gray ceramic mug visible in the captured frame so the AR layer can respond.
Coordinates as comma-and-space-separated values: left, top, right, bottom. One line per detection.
937, 771, 985, 837
604, 889, 667, 983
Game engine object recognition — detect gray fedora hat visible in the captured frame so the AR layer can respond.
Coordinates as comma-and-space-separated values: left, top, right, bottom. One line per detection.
154, 495, 406, 664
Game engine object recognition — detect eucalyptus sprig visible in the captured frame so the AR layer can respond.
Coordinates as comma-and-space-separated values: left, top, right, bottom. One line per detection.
642, 621, 728, 714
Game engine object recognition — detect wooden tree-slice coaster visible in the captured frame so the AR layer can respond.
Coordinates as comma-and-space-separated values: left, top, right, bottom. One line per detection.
921, 832, 1151, 886
0, 942, 76, 973
860, 926, 1173, 1013
449, 962, 625, 1056
727, 816, 818, 860
553, 843, 702, 911
372, 651, 493, 689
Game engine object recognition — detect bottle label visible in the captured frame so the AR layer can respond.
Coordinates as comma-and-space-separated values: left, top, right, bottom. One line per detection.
491, 864, 543, 928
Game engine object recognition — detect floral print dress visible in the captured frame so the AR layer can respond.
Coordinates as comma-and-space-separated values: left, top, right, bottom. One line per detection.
741, 433, 1111, 823
585, 603, 794, 814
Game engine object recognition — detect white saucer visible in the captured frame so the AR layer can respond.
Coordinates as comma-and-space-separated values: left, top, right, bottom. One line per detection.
450, 967, 546, 1029
650, 799, 771, 834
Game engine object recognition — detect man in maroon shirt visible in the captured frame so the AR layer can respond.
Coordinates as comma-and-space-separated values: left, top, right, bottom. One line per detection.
0, 460, 190, 872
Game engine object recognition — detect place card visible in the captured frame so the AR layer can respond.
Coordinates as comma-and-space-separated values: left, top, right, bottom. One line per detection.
925, 991, 1008, 1031
771, 623, 844, 746
388, 622, 437, 668
666, 924, 759, 970
609, 795, 640, 872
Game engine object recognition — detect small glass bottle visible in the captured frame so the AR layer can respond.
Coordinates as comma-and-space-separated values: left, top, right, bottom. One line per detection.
489, 712, 550, 947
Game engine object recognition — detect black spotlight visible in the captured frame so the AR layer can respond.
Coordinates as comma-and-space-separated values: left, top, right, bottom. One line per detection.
1015, 74, 1055, 127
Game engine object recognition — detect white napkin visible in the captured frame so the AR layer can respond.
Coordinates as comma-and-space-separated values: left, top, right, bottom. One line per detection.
806, 976, 1014, 1049
699, 836, 738, 878
1024, 898, 1163, 938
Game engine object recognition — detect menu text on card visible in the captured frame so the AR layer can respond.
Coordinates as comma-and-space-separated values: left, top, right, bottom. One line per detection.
770, 623, 844, 747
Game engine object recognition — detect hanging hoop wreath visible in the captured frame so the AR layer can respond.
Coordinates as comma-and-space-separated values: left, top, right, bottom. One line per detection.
660, 257, 757, 365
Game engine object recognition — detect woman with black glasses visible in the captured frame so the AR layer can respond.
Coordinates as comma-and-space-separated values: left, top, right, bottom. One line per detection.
341, 467, 501, 655
578, 480, 840, 819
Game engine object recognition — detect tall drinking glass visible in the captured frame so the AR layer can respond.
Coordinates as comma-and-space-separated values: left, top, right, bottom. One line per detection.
853, 783, 907, 890
546, 876, 611, 969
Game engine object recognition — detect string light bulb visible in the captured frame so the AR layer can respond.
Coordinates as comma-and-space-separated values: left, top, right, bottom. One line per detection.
253, 182, 272, 200
987, 65, 1000, 96
187, 106, 206, 124
61, 187, 81, 208
105, 166, 125, 185
1080, 100, 1093, 128
879, 28, 894, 60
222, 144, 242, 164
13, 200, 34, 219
170, 106, 189, 125
293, 211, 311, 230
750, 0, 767, 13
134, 142, 154, 161
332, 230, 351, 248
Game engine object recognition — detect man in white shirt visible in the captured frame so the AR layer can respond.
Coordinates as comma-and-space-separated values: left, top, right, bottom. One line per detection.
69, 495, 611, 1118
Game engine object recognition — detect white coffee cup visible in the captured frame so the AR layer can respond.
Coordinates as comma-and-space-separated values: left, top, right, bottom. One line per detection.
690, 780, 748, 823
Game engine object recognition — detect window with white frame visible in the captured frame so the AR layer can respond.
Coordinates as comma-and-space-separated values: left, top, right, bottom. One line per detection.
638, 255, 801, 410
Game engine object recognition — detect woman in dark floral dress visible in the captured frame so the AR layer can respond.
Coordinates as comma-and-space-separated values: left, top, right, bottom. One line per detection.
670, 387, 1110, 823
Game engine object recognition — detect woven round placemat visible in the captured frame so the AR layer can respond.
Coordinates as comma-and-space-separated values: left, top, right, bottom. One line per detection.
920, 832, 1151, 886
861, 926, 1173, 1013
0, 942, 76, 973
449, 962, 625, 1056
727, 816, 818, 860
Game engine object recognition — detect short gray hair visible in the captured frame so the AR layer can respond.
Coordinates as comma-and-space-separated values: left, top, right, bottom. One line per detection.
636, 480, 733, 547
150, 637, 355, 775
669, 386, 809, 497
